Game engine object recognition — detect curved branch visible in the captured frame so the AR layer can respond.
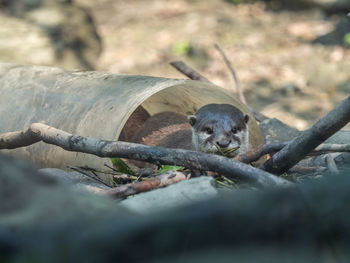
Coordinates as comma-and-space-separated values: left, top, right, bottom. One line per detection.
0, 123, 292, 188
214, 43, 247, 105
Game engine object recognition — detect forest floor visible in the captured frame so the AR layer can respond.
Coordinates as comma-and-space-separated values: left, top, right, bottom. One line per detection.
77, 0, 350, 130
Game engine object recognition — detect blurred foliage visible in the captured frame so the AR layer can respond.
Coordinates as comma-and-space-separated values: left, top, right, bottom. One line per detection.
344, 32, 350, 47
172, 41, 193, 56
158, 165, 183, 173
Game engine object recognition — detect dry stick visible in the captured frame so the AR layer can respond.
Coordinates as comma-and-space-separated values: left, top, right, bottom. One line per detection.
235, 141, 350, 164
315, 144, 350, 152
104, 163, 120, 173
214, 43, 247, 105
107, 171, 187, 199
235, 142, 287, 164
169, 60, 268, 122
170, 61, 210, 83
214, 44, 269, 122
0, 128, 39, 149
261, 95, 350, 175
68, 165, 111, 188
0, 123, 292, 187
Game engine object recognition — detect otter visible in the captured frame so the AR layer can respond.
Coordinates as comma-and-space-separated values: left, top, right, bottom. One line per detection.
130, 104, 250, 159
188, 104, 249, 157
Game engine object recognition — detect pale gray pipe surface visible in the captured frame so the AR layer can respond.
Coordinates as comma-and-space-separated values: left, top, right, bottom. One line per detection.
0, 63, 264, 170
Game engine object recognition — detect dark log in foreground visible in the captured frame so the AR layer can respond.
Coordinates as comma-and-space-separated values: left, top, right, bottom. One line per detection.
262, 95, 350, 175
0, 123, 292, 187
107, 171, 187, 198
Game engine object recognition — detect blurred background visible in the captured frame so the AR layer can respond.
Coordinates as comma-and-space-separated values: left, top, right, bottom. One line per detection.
0, 0, 349, 130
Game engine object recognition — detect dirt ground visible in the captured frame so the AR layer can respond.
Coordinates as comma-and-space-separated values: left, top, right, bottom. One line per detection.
76, 0, 350, 130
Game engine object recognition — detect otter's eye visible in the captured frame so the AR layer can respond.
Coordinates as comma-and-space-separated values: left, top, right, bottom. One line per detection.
232, 127, 238, 134
204, 127, 213, 135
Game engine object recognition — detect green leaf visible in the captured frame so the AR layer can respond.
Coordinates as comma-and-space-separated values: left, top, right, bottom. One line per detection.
110, 158, 136, 175
158, 165, 183, 173
344, 33, 350, 47
215, 144, 240, 157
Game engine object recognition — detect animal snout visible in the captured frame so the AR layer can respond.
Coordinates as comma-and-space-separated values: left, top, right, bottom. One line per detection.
216, 140, 231, 148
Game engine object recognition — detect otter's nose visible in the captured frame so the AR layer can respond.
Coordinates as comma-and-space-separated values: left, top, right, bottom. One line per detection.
216, 140, 231, 148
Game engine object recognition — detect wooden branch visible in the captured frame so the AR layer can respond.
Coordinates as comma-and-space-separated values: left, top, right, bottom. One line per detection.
169, 60, 268, 122
315, 143, 350, 153
0, 128, 39, 149
68, 166, 112, 188
0, 123, 292, 187
235, 142, 288, 163
169, 61, 210, 83
235, 141, 350, 164
214, 43, 247, 105
261, 95, 350, 175
107, 171, 187, 199
288, 165, 323, 174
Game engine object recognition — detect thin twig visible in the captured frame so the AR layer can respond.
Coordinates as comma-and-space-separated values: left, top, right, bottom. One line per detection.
288, 165, 324, 174
314, 144, 350, 153
68, 166, 111, 188
170, 61, 210, 82
104, 163, 120, 173
78, 165, 118, 175
107, 171, 187, 198
214, 43, 247, 105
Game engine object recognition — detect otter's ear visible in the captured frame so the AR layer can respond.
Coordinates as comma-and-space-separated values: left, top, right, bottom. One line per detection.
244, 114, 249, 124
188, 115, 196, 126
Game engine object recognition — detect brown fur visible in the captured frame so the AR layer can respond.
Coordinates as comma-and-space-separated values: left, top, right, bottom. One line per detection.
119, 106, 150, 142
128, 111, 192, 169
130, 111, 191, 146
140, 123, 192, 147
157, 129, 193, 150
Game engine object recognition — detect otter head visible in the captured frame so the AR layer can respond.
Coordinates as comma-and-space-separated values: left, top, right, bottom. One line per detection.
188, 104, 249, 157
